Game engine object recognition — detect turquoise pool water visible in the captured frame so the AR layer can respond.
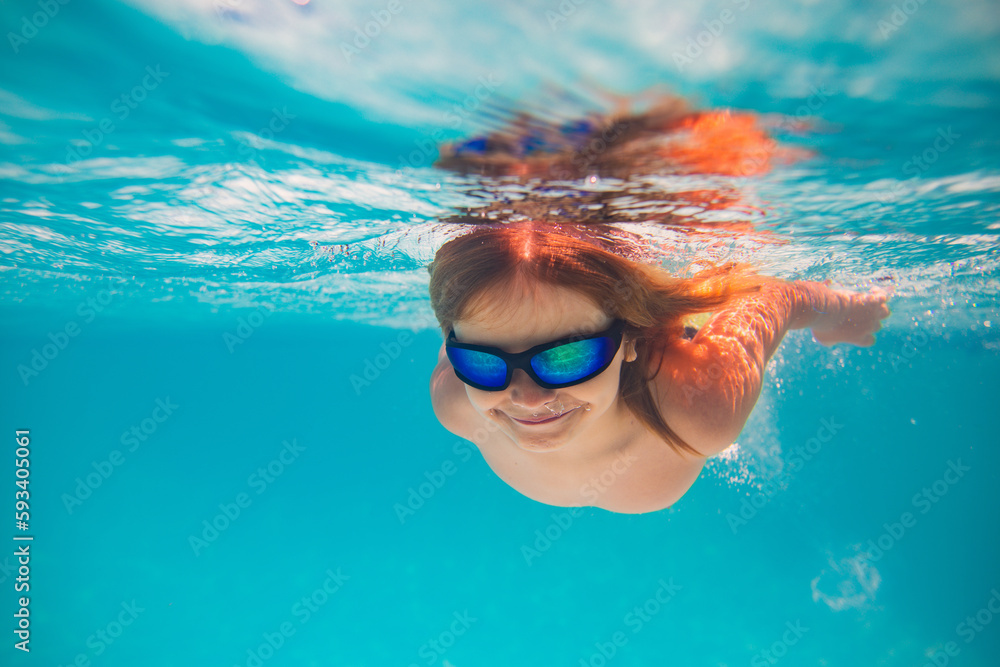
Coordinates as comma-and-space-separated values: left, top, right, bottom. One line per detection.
2, 1, 999, 665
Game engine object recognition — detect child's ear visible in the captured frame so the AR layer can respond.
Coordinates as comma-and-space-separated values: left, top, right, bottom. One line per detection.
625, 338, 638, 362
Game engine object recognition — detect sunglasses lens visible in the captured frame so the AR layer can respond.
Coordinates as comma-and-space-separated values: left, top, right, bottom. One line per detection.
531, 337, 614, 386
447, 348, 508, 389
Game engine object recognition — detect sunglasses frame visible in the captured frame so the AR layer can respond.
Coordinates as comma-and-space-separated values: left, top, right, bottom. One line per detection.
446, 319, 627, 391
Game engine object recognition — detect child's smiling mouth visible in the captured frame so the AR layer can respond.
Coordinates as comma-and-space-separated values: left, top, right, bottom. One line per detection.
509, 406, 580, 425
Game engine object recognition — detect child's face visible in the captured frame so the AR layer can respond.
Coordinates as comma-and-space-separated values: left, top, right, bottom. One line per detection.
453, 283, 635, 454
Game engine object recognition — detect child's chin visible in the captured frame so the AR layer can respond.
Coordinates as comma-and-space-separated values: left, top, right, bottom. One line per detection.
514, 435, 571, 453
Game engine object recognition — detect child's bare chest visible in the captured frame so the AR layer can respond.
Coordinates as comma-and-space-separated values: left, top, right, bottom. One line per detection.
473, 425, 705, 513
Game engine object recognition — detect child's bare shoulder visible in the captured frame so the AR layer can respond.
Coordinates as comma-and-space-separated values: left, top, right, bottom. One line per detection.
648, 338, 742, 457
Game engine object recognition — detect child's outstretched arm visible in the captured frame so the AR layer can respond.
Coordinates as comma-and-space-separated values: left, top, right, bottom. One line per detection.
654, 280, 890, 457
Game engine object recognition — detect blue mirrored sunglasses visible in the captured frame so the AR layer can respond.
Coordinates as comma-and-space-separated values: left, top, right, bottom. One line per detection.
446, 320, 626, 391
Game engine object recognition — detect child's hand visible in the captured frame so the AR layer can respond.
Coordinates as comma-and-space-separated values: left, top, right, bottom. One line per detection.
809, 284, 891, 347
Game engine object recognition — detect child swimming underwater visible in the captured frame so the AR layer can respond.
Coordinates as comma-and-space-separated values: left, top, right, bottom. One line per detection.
428, 224, 889, 513
427, 94, 888, 513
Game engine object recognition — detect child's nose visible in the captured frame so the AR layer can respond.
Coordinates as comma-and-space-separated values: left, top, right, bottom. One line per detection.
508, 369, 556, 407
